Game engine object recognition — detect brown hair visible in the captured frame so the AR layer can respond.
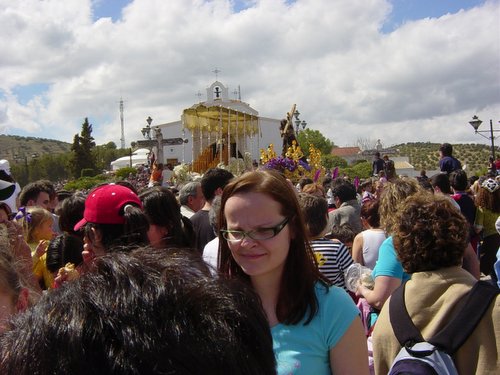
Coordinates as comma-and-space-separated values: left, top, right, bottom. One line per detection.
360, 199, 381, 228
218, 170, 328, 325
393, 193, 467, 273
475, 185, 500, 213
298, 193, 328, 238
301, 183, 325, 198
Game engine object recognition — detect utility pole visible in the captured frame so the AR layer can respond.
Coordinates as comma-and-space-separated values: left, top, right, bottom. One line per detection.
119, 97, 125, 149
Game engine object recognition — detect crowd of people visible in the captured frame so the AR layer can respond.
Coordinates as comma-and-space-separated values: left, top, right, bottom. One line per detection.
0, 142, 499, 374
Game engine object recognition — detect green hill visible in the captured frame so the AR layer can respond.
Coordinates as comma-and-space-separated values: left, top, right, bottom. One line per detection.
0, 134, 71, 163
392, 142, 492, 175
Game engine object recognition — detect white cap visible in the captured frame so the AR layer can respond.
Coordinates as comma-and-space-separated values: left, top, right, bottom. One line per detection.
0, 159, 11, 174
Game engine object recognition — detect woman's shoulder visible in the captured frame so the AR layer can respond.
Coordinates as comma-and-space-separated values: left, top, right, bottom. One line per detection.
314, 283, 356, 311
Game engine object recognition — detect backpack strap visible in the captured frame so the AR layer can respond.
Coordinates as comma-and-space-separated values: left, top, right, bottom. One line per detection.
389, 282, 424, 346
429, 281, 498, 354
390, 280, 498, 353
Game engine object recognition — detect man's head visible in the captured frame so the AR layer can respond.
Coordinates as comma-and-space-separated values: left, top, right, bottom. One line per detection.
331, 181, 357, 205
38, 180, 57, 211
18, 181, 51, 209
430, 173, 452, 194
439, 143, 453, 157
179, 182, 205, 212
200, 168, 234, 203
0, 248, 276, 375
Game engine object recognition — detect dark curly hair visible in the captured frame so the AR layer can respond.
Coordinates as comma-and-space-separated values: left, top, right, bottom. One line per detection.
392, 193, 468, 273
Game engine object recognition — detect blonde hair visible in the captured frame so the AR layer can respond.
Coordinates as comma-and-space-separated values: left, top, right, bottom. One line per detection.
379, 178, 422, 234
16, 207, 53, 244
301, 183, 325, 198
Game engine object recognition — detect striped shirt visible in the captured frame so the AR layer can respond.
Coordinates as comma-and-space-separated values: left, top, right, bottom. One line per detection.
310, 237, 354, 290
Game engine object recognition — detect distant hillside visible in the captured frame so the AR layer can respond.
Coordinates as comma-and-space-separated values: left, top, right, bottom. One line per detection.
0, 135, 493, 177
0, 135, 71, 162
392, 142, 492, 174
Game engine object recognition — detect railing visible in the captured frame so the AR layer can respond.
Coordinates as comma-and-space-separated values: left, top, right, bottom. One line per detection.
191, 145, 229, 173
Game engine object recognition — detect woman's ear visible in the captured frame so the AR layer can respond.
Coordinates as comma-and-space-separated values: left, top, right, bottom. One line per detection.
16, 288, 29, 312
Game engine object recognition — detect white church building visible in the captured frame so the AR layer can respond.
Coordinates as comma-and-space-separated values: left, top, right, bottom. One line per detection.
134, 80, 283, 173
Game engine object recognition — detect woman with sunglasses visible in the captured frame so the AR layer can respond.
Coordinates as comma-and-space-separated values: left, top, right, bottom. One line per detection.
218, 170, 368, 375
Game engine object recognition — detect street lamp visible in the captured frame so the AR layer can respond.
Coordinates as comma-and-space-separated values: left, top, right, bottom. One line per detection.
141, 116, 153, 140
293, 109, 307, 134
469, 115, 500, 160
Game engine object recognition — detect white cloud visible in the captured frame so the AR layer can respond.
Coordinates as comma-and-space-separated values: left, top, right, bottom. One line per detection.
0, 0, 498, 150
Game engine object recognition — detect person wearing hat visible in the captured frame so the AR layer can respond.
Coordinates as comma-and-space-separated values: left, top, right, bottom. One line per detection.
0, 160, 21, 214
74, 184, 149, 265
474, 178, 500, 279
0, 180, 16, 202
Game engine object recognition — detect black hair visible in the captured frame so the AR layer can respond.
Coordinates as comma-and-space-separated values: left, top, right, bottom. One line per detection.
201, 168, 234, 202
84, 205, 149, 252
45, 234, 84, 273
331, 181, 357, 203
139, 187, 195, 248
430, 173, 452, 194
439, 143, 453, 157
0, 248, 277, 375
449, 169, 469, 191
58, 193, 85, 234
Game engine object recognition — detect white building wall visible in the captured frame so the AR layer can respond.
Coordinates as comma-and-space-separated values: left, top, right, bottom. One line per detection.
154, 117, 282, 165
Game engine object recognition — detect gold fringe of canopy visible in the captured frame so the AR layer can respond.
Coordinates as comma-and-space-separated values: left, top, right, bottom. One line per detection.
182, 105, 259, 135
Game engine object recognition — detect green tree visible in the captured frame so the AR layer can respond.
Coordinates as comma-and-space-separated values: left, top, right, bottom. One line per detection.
80, 118, 96, 168
340, 161, 372, 179
92, 141, 129, 172
296, 129, 334, 157
321, 154, 347, 170
70, 118, 96, 178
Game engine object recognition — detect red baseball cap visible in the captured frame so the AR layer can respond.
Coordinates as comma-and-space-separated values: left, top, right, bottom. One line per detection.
74, 184, 142, 231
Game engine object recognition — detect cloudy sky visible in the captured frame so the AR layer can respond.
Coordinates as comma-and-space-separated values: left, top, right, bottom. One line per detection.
0, 0, 498, 149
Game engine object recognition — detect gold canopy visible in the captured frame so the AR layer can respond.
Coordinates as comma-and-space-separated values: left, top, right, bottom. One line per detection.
182, 104, 259, 136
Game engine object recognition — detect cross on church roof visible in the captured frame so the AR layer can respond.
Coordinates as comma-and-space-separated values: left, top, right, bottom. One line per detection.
212, 67, 221, 80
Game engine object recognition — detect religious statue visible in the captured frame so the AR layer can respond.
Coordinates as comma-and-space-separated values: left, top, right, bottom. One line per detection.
280, 104, 298, 156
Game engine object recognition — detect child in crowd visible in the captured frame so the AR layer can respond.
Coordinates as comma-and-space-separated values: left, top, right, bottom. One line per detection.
47, 193, 85, 288
15, 207, 55, 289
359, 179, 375, 205
298, 193, 354, 291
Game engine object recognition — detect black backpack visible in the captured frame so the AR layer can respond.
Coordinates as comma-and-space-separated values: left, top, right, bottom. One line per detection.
388, 281, 498, 375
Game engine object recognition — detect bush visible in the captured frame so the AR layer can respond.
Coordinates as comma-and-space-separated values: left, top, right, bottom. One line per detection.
64, 175, 110, 191
321, 154, 347, 169
339, 161, 372, 179
81, 168, 96, 177
115, 167, 137, 180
